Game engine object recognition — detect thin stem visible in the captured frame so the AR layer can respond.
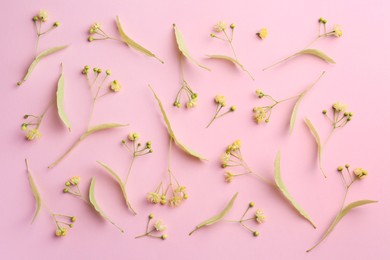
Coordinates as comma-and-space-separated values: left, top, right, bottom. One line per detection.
223, 30, 238, 60
125, 154, 136, 185
48, 138, 82, 168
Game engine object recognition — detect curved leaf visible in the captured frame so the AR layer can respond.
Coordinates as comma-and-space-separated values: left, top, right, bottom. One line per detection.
290, 71, 325, 133
304, 118, 326, 178
81, 123, 128, 140
207, 54, 254, 80
173, 24, 210, 71
295, 49, 335, 64
116, 16, 163, 63
20, 45, 68, 84
189, 192, 238, 235
25, 159, 41, 223
88, 177, 124, 233
148, 85, 206, 160
56, 64, 71, 130
274, 151, 316, 228
97, 161, 136, 215
307, 200, 377, 252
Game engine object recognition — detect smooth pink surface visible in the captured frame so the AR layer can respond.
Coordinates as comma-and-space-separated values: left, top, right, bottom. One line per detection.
1, 0, 389, 259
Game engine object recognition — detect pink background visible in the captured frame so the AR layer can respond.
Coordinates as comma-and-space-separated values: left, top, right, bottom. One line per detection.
1, 0, 389, 259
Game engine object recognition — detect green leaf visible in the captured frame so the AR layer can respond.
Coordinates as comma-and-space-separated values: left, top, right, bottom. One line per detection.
274, 151, 316, 228
189, 192, 238, 235
88, 177, 124, 233
295, 49, 336, 64
116, 16, 164, 63
56, 64, 71, 130
173, 24, 210, 71
289, 71, 325, 133
97, 161, 136, 215
304, 118, 326, 178
19, 45, 68, 85
25, 159, 41, 223
307, 200, 377, 252
207, 54, 254, 80
148, 85, 206, 160
81, 123, 128, 140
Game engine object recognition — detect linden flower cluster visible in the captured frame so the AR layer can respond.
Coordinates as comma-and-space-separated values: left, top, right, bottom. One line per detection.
322, 102, 353, 143
21, 99, 54, 141
147, 182, 188, 208
53, 214, 77, 237
226, 202, 266, 237
135, 214, 168, 240
63, 176, 82, 197
206, 95, 236, 128
173, 80, 198, 109
256, 28, 268, 40
87, 22, 118, 42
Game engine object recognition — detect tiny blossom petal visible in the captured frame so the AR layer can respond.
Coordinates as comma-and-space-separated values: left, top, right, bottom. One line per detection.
257, 28, 268, 39
38, 10, 49, 22
110, 80, 121, 92
169, 196, 182, 207
214, 95, 226, 106
253, 107, 267, 123
220, 152, 230, 165
332, 102, 348, 112
353, 168, 368, 179
224, 172, 234, 183
70, 176, 81, 185
213, 21, 227, 32
147, 192, 161, 204
255, 209, 266, 223
333, 24, 342, 37
25, 129, 41, 141
154, 220, 167, 231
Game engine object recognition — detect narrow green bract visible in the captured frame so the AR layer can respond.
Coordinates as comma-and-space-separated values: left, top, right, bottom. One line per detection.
304, 118, 326, 178
274, 151, 316, 228
56, 64, 71, 130
207, 54, 254, 80
25, 159, 41, 223
295, 49, 336, 64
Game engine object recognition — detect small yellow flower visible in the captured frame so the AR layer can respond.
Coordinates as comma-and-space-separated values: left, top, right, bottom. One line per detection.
169, 196, 182, 207
147, 192, 161, 204
70, 176, 81, 185
213, 21, 227, 32
253, 107, 267, 123
221, 152, 230, 165
353, 168, 368, 179
224, 172, 234, 183
214, 95, 226, 106
255, 209, 266, 223
110, 80, 121, 92
186, 98, 197, 109
333, 24, 342, 37
128, 132, 139, 141
257, 28, 268, 39
154, 220, 167, 231
25, 129, 41, 141
332, 102, 348, 112
89, 23, 101, 34
38, 10, 49, 22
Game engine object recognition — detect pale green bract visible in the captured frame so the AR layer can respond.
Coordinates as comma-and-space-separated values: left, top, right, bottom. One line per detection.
274, 151, 316, 228
173, 24, 210, 71
88, 177, 124, 233
25, 159, 42, 223
207, 54, 254, 80
296, 49, 336, 64
56, 64, 71, 130
97, 161, 136, 215
189, 192, 238, 235
116, 16, 164, 63
148, 85, 206, 160
304, 118, 326, 178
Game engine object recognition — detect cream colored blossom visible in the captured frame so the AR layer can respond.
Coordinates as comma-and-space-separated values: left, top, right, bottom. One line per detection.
186, 98, 197, 109
214, 21, 227, 32
89, 23, 101, 34
147, 192, 161, 204
38, 10, 49, 22
169, 196, 182, 207
110, 80, 121, 92
221, 152, 230, 165
70, 176, 81, 185
257, 28, 268, 39
224, 172, 234, 183
353, 168, 368, 179
333, 24, 342, 37
25, 129, 41, 141
253, 107, 267, 123
332, 102, 348, 112
255, 209, 266, 223
154, 220, 167, 231
214, 95, 226, 106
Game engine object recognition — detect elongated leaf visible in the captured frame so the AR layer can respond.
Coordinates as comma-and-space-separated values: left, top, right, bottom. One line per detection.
307, 200, 377, 252
295, 49, 335, 64
116, 16, 163, 63
25, 159, 41, 223
304, 118, 326, 178
81, 123, 128, 140
20, 45, 68, 85
88, 177, 124, 233
189, 192, 238, 235
97, 161, 136, 215
173, 24, 210, 71
56, 64, 71, 130
274, 151, 316, 228
289, 71, 325, 133
207, 54, 254, 80
148, 85, 206, 160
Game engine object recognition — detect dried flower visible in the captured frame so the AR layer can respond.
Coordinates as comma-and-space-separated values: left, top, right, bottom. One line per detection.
69, 176, 80, 185
207, 95, 235, 128
214, 21, 227, 32
224, 172, 234, 183
38, 10, 49, 22
154, 220, 167, 231
253, 107, 267, 124
25, 129, 41, 141
333, 24, 343, 37
353, 168, 368, 179
332, 102, 348, 112
89, 23, 101, 34
256, 28, 268, 39
255, 209, 266, 223
135, 215, 168, 240
214, 95, 226, 106
147, 192, 161, 204
110, 80, 121, 92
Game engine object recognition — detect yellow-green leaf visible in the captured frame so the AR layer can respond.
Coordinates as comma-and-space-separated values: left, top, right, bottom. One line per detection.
20, 45, 68, 85
148, 85, 206, 160
173, 24, 210, 71
116, 16, 164, 63
289, 71, 325, 133
81, 123, 128, 140
25, 159, 41, 223
88, 177, 124, 233
304, 118, 326, 178
56, 64, 71, 130
274, 151, 316, 228
97, 161, 136, 215
307, 200, 377, 252
295, 49, 336, 64
189, 192, 238, 235
207, 54, 254, 80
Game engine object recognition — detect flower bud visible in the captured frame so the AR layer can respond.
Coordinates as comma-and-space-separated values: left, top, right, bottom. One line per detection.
53, 21, 60, 27
149, 214, 154, 219
253, 231, 260, 237
88, 36, 94, 42
337, 166, 343, 172
161, 234, 168, 240
249, 202, 255, 208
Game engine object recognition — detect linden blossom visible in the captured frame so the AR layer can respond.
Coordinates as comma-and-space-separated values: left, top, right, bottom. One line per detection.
206, 95, 236, 128
135, 214, 168, 240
